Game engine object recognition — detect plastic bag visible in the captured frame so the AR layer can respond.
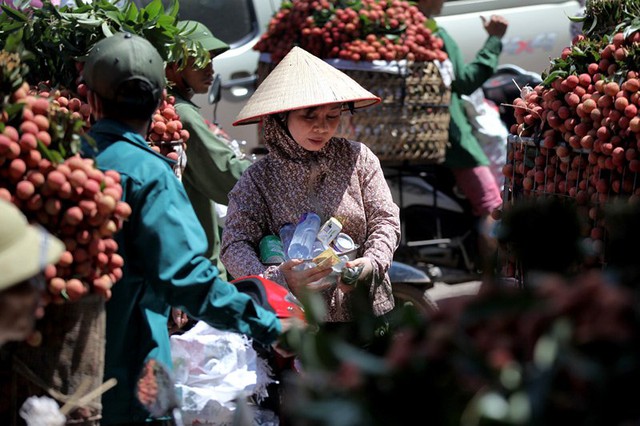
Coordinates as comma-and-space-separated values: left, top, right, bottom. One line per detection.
19, 396, 66, 426
170, 322, 276, 425
462, 88, 509, 189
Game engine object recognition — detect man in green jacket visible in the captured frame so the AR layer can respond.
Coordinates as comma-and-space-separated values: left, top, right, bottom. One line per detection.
81, 32, 285, 425
418, 0, 508, 273
166, 20, 252, 282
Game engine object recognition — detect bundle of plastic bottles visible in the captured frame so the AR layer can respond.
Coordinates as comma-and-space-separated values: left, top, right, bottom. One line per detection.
259, 213, 358, 286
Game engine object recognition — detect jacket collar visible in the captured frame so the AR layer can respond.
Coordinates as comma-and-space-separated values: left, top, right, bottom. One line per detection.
85, 118, 176, 167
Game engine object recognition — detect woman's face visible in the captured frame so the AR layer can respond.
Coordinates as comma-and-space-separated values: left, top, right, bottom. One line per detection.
0, 276, 44, 347
286, 103, 343, 151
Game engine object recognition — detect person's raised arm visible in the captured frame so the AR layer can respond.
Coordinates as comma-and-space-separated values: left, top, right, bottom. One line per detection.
133, 171, 281, 345
481, 15, 508, 39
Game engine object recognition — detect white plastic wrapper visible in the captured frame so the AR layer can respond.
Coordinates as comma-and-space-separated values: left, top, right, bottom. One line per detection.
172, 142, 188, 181
19, 396, 66, 426
462, 88, 509, 190
214, 203, 228, 228
170, 322, 276, 425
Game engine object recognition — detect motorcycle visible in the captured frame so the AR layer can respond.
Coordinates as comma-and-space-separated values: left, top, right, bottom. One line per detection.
482, 64, 544, 131
387, 64, 542, 283
386, 163, 481, 282
388, 261, 438, 316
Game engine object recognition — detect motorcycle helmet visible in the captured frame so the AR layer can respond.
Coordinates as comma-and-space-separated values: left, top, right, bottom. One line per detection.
232, 275, 306, 322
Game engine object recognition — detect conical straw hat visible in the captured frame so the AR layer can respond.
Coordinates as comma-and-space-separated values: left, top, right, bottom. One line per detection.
0, 199, 64, 290
233, 46, 381, 126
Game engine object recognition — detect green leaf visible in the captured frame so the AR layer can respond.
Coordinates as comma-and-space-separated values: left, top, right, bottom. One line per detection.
18, 48, 35, 63
123, 2, 139, 21
156, 14, 175, 29
2, 27, 24, 52
298, 290, 327, 325
81, 133, 98, 157
0, 0, 192, 90
163, 0, 179, 18
60, 11, 91, 20
0, 5, 28, 22
103, 10, 124, 23
425, 17, 438, 32
333, 341, 390, 375
38, 139, 64, 164
67, 2, 92, 12
141, 0, 163, 19
68, 135, 82, 156
76, 18, 104, 28
12, 0, 30, 10
101, 22, 114, 38
543, 68, 568, 85
567, 15, 586, 23
624, 24, 640, 39
3, 102, 23, 119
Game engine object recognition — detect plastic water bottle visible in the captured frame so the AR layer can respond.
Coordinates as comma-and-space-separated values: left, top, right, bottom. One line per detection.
287, 212, 321, 260
259, 235, 285, 264
279, 223, 296, 260
311, 239, 326, 258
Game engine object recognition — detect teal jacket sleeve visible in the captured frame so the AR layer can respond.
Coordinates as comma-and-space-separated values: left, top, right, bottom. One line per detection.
439, 28, 502, 95
177, 101, 251, 205
130, 169, 281, 345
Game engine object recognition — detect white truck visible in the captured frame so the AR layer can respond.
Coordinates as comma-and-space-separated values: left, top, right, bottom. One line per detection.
146, 0, 584, 151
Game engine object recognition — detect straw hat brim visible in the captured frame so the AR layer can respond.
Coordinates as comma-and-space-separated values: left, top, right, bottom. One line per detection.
0, 203, 64, 291
234, 46, 381, 126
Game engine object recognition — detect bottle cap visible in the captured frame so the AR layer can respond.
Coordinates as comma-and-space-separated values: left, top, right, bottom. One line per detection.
332, 233, 355, 254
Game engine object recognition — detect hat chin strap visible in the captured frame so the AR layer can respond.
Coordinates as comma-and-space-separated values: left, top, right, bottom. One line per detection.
167, 65, 195, 99
38, 226, 48, 270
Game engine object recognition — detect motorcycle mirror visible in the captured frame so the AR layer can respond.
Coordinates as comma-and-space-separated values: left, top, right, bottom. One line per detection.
208, 74, 222, 105
136, 359, 184, 426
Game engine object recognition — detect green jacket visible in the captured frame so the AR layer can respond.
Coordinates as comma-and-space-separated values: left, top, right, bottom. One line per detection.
436, 26, 502, 168
173, 92, 251, 280
83, 119, 280, 425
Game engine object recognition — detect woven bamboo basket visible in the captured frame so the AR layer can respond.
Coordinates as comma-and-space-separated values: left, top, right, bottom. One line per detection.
257, 57, 451, 165
0, 295, 106, 425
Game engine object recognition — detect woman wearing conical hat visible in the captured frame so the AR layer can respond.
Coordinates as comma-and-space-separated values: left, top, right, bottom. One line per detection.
221, 46, 400, 324
0, 199, 64, 348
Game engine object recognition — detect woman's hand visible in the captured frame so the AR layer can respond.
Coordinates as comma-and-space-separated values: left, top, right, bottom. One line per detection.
272, 316, 307, 358
338, 257, 374, 294
168, 308, 189, 334
280, 259, 334, 296
481, 15, 508, 39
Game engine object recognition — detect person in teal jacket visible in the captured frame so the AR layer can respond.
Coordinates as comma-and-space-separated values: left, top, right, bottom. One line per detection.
418, 0, 508, 273
166, 20, 252, 283
81, 32, 285, 425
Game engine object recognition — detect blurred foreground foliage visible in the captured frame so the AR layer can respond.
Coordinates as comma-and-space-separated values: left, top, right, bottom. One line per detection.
280, 198, 640, 426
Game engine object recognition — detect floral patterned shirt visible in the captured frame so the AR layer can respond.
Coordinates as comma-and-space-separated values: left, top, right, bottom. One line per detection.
220, 115, 401, 321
